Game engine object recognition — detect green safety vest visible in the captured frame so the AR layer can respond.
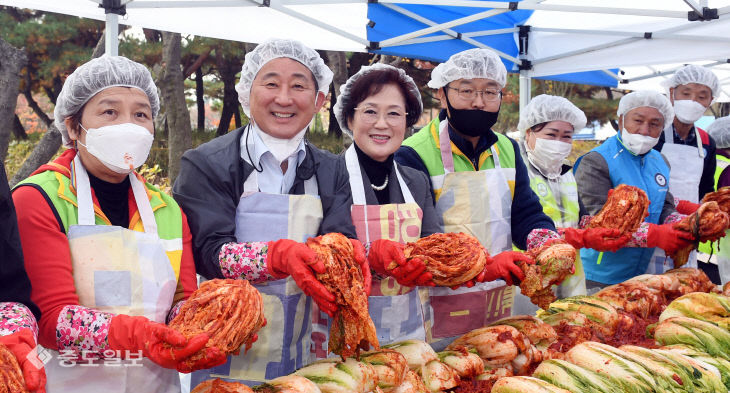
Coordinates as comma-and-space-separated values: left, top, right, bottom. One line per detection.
402, 117, 517, 200
15, 167, 185, 279
518, 143, 585, 297
698, 154, 730, 256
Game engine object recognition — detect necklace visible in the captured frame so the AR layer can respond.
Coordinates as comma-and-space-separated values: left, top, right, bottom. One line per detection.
371, 174, 389, 191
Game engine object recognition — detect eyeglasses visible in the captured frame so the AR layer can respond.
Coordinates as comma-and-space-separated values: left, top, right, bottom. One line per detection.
354, 107, 408, 125
445, 85, 502, 102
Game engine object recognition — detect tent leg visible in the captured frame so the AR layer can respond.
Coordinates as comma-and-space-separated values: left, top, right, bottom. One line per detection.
519, 71, 531, 112
105, 13, 119, 56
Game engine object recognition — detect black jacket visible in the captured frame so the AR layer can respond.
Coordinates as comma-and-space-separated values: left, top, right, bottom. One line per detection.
344, 154, 442, 238
1, 162, 41, 320
173, 127, 356, 280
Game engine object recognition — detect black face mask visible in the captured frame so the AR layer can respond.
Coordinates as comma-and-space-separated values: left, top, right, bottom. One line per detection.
444, 90, 500, 137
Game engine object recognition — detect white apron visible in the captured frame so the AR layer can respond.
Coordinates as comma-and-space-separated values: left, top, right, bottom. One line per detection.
646, 126, 704, 274
46, 156, 179, 393
342, 145, 425, 348
191, 143, 323, 387
425, 121, 515, 351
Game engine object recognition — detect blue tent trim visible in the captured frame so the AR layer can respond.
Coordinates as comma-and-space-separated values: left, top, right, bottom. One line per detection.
367, 1, 532, 71
366, 1, 620, 88
535, 69, 620, 87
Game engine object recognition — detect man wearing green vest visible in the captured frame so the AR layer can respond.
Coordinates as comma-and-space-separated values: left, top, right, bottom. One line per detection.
701, 116, 730, 283
395, 48, 573, 348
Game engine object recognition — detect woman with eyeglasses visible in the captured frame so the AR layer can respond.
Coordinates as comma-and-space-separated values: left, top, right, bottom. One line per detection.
319, 63, 442, 348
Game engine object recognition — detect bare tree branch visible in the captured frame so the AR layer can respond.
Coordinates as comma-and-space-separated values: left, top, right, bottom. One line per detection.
0, 37, 28, 162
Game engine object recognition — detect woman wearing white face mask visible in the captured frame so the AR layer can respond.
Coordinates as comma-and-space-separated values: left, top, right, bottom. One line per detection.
11, 56, 224, 393
515, 95, 629, 309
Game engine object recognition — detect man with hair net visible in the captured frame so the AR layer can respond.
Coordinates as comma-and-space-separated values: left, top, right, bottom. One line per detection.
650, 65, 720, 274
12, 55, 212, 392
574, 91, 695, 290
517, 95, 630, 305
172, 39, 366, 386
656, 65, 719, 207
395, 48, 565, 348
699, 116, 730, 284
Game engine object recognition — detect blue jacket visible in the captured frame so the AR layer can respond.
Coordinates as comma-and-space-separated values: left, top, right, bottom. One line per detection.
575, 135, 670, 284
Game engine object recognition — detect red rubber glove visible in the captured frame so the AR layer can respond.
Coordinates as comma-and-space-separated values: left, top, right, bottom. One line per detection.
176, 346, 227, 373
107, 314, 209, 370
350, 239, 372, 296
676, 200, 701, 215
561, 227, 630, 252
0, 329, 46, 392
477, 251, 534, 286
267, 239, 337, 317
646, 223, 696, 254
368, 239, 434, 287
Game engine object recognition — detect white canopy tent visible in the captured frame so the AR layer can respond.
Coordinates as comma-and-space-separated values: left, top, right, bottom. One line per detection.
2, 0, 730, 107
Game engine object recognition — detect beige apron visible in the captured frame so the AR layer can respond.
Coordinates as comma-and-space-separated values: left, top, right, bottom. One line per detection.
425, 121, 515, 351
46, 156, 179, 393
343, 145, 425, 348
191, 136, 323, 387
647, 126, 704, 274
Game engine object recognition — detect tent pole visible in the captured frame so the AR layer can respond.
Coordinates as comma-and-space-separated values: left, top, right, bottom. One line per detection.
105, 12, 119, 56
519, 71, 531, 112
103, 0, 125, 56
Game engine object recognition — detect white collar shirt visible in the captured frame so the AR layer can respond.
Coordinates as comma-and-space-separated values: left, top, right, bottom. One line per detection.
240, 125, 307, 194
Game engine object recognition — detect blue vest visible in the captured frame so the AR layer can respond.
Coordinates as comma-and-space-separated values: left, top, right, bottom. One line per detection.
576, 135, 669, 284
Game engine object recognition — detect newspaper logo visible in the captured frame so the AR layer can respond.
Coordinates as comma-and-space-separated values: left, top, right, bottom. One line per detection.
26, 346, 52, 369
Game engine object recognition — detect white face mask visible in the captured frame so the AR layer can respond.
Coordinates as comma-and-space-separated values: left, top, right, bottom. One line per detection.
620, 129, 659, 155
673, 99, 707, 125
254, 124, 308, 164
78, 123, 154, 174
526, 137, 572, 179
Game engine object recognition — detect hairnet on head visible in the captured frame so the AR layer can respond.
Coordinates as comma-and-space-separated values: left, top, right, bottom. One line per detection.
235, 38, 334, 117
54, 56, 159, 148
662, 64, 720, 99
517, 94, 587, 136
427, 48, 507, 89
333, 63, 423, 138
617, 90, 675, 129
708, 116, 730, 149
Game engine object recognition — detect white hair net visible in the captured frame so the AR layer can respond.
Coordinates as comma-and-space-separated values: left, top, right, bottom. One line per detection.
235, 38, 334, 117
662, 64, 720, 99
427, 48, 507, 89
708, 116, 730, 149
333, 63, 423, 138
617, 90, 675, 129
54, 56, 159, 148
517, 94, 587, 136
